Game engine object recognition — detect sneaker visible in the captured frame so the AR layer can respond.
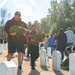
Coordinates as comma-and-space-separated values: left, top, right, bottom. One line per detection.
18, 68, 23, 72
18, 66, 23, 72
31, 67, 36, 70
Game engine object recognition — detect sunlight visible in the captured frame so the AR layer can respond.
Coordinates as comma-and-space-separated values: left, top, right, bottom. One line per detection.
0, 0, 8, 8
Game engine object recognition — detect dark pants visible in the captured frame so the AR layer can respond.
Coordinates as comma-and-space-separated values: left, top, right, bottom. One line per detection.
30, 44, 39, 68
8, 41, 25, 54
60, 50, 65, 60
27, 45, 30, 56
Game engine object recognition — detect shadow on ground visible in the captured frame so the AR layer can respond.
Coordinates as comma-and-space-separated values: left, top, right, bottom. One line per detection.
41, 66, 49, 71
29, 70, 40, 75
53, 70, 64, 75
17, 72, 22, 75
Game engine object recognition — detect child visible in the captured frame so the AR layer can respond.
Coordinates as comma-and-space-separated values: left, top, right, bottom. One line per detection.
29, 25, 39, 70
61, 47, 71, 71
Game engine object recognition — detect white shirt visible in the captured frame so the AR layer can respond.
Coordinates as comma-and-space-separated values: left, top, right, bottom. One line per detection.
65, 30, 75, 43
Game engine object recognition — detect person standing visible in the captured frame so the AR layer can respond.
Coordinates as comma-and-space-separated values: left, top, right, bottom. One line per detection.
65, 27, 75, 47
44, 35, 49, 50
0, 38, 3, 44
4, 11, 27, 72
55, 28, 67, 61
48, 35, 55, 54
29, 25, 39, 70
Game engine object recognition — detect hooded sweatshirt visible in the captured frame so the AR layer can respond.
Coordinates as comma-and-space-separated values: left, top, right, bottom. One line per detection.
4, 18, 27, 43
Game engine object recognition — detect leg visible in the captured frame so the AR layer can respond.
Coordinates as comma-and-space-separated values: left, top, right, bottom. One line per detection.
7, 53, 13, 61
18, 52, 23, 72
51, 46, 54, 54
34, 45, 39, 61
27, 45, 30, 57
60, 51, 65, 61
7, 41, 16, 61
17, 42, 24, 71
18, 52, 23, 67
30, 45, 35, 70
31, 53, 35, 69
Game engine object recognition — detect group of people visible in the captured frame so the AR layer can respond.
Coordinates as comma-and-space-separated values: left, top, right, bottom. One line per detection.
42, 27, 75, 70
4, 11, 39, 72
4, 11, 75, 72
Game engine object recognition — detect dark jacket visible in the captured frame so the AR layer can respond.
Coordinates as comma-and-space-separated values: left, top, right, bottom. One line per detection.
4, 18, 27, 43
55, 32, 67, 51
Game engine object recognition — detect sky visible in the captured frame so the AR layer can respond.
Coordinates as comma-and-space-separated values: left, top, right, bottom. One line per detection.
0, 0, 51, 23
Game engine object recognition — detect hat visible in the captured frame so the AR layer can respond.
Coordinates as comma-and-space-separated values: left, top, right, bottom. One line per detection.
15, 11, 21, 16
66, 27, 72, 30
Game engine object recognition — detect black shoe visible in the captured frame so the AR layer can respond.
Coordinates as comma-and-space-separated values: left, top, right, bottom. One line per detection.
31, 67, 36, 70
26, 55, 29, 57
18, 66, 23, 72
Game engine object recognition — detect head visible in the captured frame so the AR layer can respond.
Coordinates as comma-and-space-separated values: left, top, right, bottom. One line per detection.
59, 28, 64, 33
50, 34, 53, 37
66, 27, 72, 30
14, 11, 21, 21
46, 34, 49, 38
66, 47, 71, 55
31, 24, 36, 31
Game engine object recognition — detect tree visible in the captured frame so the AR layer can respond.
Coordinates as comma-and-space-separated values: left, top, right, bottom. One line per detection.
33, 20, 40, 31
27, 22, 32, 30
0, 8, 7, 26
0, 8, 11, 38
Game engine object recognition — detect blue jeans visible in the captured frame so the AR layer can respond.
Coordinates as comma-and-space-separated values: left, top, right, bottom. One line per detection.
49, 45, 54, 54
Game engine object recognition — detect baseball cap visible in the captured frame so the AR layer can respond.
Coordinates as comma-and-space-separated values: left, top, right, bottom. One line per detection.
15, 11, 21, 16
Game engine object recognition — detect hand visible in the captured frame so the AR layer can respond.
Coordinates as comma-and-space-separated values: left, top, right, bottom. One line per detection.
10, 32, 16, 36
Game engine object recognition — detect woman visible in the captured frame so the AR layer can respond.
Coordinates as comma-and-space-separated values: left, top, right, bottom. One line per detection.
55, 28, 67, 61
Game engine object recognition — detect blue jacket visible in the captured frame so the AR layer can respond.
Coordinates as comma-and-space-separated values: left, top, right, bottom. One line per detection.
48, 36, 55, 47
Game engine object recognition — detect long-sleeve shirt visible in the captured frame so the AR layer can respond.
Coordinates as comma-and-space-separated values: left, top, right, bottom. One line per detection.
65, 30, 75, 43
4, 18, 27, 43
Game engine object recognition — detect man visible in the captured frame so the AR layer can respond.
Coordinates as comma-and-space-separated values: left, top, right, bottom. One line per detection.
48, 35, 55, 54
65, 27, 75, 47
29, 25, 39, 70
4, 11, 27, 72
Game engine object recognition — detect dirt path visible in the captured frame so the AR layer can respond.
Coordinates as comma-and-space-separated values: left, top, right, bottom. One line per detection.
0, 50, 69, 75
